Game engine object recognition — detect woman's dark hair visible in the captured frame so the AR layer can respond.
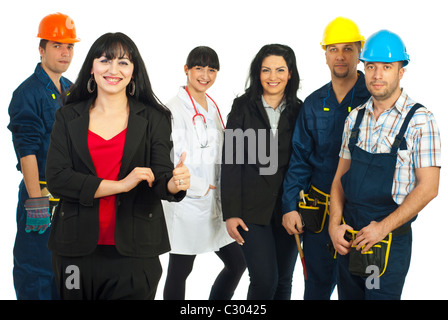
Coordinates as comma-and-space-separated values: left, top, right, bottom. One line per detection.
185, 46, 220, 71
245, 44, 300, 105
64, 32, 169, 116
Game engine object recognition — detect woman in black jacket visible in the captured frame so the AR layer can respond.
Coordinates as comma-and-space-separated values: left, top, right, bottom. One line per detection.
45, 32, 190, 300
221, 44, 303, 299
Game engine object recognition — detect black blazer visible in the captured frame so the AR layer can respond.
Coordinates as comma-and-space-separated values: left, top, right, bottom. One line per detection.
46, 98, 185, 258
221, 94, 302, 226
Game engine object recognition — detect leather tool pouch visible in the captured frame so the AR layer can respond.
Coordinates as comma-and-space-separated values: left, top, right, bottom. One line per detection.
348, 232, 392, 277
298, 186, 329, 233
298, 196, 326, 233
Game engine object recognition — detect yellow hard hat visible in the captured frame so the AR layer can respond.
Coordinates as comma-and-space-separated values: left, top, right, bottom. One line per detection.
320, 17, 364, 50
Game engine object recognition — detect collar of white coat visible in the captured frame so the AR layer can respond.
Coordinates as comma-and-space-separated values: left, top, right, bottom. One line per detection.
177, 86, 215, 121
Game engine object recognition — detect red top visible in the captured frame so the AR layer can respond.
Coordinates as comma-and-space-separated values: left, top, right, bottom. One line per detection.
88, 128, 127, 245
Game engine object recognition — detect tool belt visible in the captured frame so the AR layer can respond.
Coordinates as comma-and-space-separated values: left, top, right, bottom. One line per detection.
297, 185, 329, 233
346, 223, 411, 277
39, 181, 59, 216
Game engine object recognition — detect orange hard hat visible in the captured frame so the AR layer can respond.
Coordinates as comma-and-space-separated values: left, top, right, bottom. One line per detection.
37, 12, 80, 43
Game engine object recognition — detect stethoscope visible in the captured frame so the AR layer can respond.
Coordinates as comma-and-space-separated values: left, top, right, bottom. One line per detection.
185, 86, 225, 148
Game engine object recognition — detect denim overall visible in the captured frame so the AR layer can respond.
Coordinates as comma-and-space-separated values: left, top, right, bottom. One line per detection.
337, 104, 422, 299
8, 64, 71, 299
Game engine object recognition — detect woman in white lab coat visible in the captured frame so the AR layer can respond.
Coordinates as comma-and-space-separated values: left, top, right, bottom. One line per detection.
162, 46, 246, 300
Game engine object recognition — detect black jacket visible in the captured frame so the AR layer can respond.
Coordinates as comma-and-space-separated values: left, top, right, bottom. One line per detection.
46, 98, 185, 258
221, 94, 302, 226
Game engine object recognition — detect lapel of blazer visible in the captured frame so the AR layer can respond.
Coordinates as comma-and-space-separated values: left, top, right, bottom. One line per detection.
255, 98, 292, 134
68, 99, 96, 174
118, 99, 148, 179
277, 102, 292, 134
67, 98, 149, 178
255, 99, 271, 129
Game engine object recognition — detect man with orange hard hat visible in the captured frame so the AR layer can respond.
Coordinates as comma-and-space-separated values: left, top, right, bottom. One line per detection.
7, 12, 80, 300
282, 17, 370, 299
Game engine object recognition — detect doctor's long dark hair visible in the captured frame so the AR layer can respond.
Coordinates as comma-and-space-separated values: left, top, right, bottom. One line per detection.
244, 44, 300, 106
64, 32, 170, 116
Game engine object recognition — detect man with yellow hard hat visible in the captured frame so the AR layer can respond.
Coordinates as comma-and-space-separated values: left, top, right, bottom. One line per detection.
7, 12, 80, 300
282, 17, 370, 299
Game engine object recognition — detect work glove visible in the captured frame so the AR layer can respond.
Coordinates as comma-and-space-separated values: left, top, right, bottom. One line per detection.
24, 197, 51, 234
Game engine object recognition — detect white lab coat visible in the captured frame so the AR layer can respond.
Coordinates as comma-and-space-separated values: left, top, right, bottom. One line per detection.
162, 87, 234, 254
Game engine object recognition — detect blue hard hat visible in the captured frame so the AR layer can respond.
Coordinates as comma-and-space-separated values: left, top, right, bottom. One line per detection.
359, 30, 410, 67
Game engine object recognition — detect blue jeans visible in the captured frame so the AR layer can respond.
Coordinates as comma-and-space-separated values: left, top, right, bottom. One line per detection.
239, 219, 298, 300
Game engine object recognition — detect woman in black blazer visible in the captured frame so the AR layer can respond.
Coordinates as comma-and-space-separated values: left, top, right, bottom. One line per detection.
221, 44, 302, 299
45, 33, 190, 300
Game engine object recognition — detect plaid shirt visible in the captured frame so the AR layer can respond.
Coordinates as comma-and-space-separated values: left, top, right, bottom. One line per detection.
340, 90, 441, 204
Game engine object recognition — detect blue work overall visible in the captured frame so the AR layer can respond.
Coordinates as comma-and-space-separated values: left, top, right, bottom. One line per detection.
8, 63, 71, 300
337, 104, 422, 300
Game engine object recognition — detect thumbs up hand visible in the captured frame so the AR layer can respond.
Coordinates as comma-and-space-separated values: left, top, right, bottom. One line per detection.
176, 151, 187, 168
168, 151, 190, 194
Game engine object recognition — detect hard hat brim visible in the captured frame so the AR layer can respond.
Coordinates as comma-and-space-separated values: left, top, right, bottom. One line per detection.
321, 39, 365, 50
37, 36, 81, 43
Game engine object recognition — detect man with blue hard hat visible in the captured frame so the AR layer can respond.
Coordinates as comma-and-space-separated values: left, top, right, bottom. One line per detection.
329, 30, 441, 299
7, 13, 79, 299
282, 17, 370, 299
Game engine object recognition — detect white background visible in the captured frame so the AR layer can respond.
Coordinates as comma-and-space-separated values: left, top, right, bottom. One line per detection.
0, 0, 446, 300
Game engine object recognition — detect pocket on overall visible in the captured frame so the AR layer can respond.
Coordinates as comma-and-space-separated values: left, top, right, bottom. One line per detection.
348, 231, 392, 277
298, 194, 326, 233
